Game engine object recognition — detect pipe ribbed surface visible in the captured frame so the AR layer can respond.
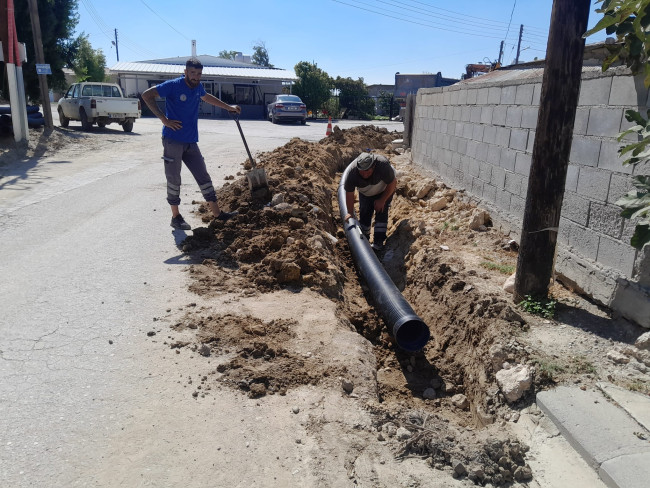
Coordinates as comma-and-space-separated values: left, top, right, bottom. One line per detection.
338, 163, 430, 352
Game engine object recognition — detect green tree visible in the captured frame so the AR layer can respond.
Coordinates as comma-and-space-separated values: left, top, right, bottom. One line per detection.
72, 35, 106, 82
218, 50, 239, 60
292, 61, 332, 116
334, 76, 375, 119
377, 90, 400, 117
585, 0, 650, 248
251, 41, 274, 68
5, 0, 79, 103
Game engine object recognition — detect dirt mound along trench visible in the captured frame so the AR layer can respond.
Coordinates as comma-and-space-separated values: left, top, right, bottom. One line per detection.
176, 126, 541, 485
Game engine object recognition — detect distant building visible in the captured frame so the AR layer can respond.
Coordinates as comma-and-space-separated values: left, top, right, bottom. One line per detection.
367, 84, 395, 116
394, 72, 459, 102
108, 54, 298, 119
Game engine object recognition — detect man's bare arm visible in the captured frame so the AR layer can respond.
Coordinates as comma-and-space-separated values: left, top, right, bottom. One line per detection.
141, 86, 181, 130
201, 93, 241, 113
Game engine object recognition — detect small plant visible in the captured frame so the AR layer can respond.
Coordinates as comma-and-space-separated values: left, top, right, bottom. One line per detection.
570, 356, 597, 375
627, 380, 650, 395
480, 260, 515, 275
532, 358, 565, 383
519, 295, 557, 319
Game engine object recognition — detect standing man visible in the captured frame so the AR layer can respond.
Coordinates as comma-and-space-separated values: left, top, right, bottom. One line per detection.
343, 152, 397, 251
142, 57, 239, 230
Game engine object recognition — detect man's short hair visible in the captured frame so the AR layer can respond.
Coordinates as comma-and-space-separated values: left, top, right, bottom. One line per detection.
186, 57, 203, 70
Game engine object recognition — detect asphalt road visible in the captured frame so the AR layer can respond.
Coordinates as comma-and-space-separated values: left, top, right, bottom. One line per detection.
0, 112, 404, 486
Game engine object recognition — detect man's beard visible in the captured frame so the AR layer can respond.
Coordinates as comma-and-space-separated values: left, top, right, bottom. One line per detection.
186, 76, 200, 88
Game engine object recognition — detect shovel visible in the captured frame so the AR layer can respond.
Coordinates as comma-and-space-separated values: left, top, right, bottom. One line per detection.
231, 113, 269, 192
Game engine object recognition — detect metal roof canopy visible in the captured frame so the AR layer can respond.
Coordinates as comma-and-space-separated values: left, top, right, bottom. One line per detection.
110, 61, 298, 81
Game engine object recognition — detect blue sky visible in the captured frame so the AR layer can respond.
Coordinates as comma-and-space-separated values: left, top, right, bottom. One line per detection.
75, 0, 608, 85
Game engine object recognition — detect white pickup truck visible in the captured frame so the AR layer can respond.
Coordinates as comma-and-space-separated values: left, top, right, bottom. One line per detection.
58, 82, 141, 132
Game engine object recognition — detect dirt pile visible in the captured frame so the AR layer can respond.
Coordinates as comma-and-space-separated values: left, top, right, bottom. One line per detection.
168, 125, 649, 486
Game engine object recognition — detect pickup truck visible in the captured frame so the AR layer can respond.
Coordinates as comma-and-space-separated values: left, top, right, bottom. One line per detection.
58, 82, 141, 132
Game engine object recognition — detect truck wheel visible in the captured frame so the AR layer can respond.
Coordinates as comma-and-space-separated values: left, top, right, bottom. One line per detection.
58, 107, 69, 128
272, 114, 278, 124
80, 110, 92, 130
97, 121, 106, 128
122, 120, 134, 132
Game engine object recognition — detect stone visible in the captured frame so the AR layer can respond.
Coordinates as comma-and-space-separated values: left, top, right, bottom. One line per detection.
288, 217, 304, 229
277, 262, 301, 283
452, 459, 467, 476
429, 197, 448, 211
273, 202, 291, 211
607, 349, 630, 364
271, 193, 285, 206
396, 427, 411, 440
341, 378, 354, 393
636, 331, 650, 351
469, 209, 490, 230
416, 180, 436, 199
198, 344, 211, 357
451, 393, 470, 410
502, 272, 516, 294
496, 364, 532, 403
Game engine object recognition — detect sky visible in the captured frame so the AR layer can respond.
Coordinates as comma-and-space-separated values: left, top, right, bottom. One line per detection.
74, 0, 609, 85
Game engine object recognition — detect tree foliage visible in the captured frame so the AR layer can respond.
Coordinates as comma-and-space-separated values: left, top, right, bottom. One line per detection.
251, 41, 273, 68
586, 0, 650, 248
377, 90, 400, 117
334, 76, 375, 119
4, 0, 79, 102
72, 35, 106, 82
218, 50, 239, 60
292, 61, 332, 115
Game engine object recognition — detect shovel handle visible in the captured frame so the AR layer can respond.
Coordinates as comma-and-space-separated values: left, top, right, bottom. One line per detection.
231, 112, 256, 169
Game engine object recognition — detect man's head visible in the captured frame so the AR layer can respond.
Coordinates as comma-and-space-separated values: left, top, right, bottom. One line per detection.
184, 57, 203, 88
356, 152, 376, 179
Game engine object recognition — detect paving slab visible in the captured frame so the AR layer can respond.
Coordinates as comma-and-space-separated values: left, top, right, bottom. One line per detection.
598, 382, 650, 432
537, 386, 650, 488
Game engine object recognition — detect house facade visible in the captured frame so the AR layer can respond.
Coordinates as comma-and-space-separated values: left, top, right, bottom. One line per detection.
109, 55, 298, 119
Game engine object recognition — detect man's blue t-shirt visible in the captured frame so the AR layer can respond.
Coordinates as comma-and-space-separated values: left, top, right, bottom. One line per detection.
155, 76, 206, 143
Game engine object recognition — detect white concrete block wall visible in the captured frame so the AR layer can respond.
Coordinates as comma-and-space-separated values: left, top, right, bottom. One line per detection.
412, 67, 649, 326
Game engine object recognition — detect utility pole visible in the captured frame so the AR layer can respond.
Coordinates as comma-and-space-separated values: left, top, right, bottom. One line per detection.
515, 24, 524, 64
513, 0, 590, 302
497, 41, 504, 65
27, 0, 53, 129
114, 28, 119, 62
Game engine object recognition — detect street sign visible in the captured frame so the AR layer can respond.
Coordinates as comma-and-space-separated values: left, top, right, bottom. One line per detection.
36, 63, 51, 75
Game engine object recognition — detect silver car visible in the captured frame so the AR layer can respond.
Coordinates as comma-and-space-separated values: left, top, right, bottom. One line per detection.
267, 95, 307, 124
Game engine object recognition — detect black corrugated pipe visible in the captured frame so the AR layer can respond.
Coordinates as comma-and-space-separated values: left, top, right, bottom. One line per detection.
338, 162, 430, 352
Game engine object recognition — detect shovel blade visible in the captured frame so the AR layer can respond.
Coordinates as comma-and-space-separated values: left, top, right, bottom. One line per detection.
246, 168, 268, 191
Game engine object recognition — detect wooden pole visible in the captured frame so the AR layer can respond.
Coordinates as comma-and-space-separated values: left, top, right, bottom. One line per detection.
27, 0, 53, 129
513, 0, 591, 302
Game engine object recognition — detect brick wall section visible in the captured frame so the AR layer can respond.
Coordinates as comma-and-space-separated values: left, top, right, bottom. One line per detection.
411, 66, 650, 327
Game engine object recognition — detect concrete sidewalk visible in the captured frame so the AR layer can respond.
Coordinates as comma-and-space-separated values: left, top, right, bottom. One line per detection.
537, 384, 650, 488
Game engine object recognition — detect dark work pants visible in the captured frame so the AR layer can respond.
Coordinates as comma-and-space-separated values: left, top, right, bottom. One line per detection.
358, 193, 393, 245
162, 137, 217, 206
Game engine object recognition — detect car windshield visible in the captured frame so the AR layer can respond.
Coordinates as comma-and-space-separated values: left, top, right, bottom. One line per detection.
278, 95, 302, 103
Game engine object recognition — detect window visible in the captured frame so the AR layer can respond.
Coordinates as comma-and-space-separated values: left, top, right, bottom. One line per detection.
72, 84, 80, 98
112, 86, 122, 97
235, 85, 254, 104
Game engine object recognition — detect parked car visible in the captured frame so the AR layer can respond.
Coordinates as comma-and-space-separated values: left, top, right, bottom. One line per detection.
58, 82, 141, 132
267, 95, 307, 124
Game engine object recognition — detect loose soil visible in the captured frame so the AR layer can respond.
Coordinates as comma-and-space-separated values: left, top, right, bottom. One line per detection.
161, 125, 649, 486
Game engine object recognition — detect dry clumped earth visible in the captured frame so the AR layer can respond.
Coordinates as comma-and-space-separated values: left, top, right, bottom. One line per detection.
158, 125, 650, 486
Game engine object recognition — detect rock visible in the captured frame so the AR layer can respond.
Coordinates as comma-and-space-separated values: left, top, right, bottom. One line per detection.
440, 245, 450, 251
396, 427, 411, 441
451, 459, 467, 476
288, 217, 304, 229
341, 378, 354, 394
502, 272, 516, 294
489, 344, 508, 372
271, 193, 285, 206
198, 344, 211, 357
248, 383, 266, 398
476, 406, 495, 425
423, 388, 437, 400
636, 331, 650, 351
469, 209, 490, 230
514, 465, 533, 481
273, 202, 292, 211
496, 364, 532, 403
451, 393, 469, 410
607, 349, 630, 364
277, 262, 301, 283
429, 197, 448, 211
416, 180, 436, 199
382, 422, 398, 437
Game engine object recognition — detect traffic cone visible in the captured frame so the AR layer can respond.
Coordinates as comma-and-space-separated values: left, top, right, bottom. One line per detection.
326, 116, 332, 136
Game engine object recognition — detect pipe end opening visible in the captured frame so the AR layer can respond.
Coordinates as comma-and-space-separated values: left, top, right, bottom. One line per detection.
394, 319, 430, 352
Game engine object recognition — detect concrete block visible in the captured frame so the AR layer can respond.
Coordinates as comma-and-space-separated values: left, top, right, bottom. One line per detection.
467, 140, 479, 159
467, 89, 478, 105
609, 74, 648, 106
500, 148, 517, 172
505, 172, 524, 195
501, 85, 517, 105
509, 129, 528, 151
527, 130, 536, 153
455, 121, 464, 137
443, 91, 451, 105
515, 84, 535, 105
463, 123, 474, 139
491, 165, 506, 188
569, 136, 600, 167
633, 159, 650, 176
576, 166, 611, 202
472, 177, 485, 196
479, 160, 492, 182
533, 83, 542, 105
589, 202, 624, 239
461, 105, 471, 122
558, 217, 571, 245
561, 191, 590, 227
506, 106, 523, 128
496, 127, 511, 148
597, 235, 637, 276
520, 176, 530, 198
587, 107, 623, 136
568, 221, 600, 260
447, 121, 457, 136
450, 90, 459, 105
472, 124, 485, 142
515, 152, 532, 176
452, 151, 462, 169
480, 106, 494, 125
521, 107, 539, 129
492, 105, 507, 126
578, 76, 612, 106
566, 164, 579, 192
469, 157, 480, 177
488, 86, 501, 104
458, 89, 468, 105
470, 106, 482, 123
573, 108, 590, 135
483, 125, 497, 144
611, 280, 650, 328
619, 112, 640, 142
457, 138, 468, 156
483, 183, 497, 203
510, 194, 526, 218
496, 189, 512, 212
621, 218, 638, 245
598, 140, 633, 174
463, 172, 474, 190
608, 173, 636, 204
477, 87, 489, 105
487, 144, 501, 166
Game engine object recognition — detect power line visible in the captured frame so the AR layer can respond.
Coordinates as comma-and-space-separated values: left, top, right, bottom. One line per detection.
139, 0, 191, 41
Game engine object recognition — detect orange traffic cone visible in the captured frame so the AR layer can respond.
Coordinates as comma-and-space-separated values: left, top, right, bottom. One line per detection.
326, 117, 332, 136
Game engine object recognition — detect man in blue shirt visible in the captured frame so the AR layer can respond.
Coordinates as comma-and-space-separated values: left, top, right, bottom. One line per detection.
142, 57, 240, 230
